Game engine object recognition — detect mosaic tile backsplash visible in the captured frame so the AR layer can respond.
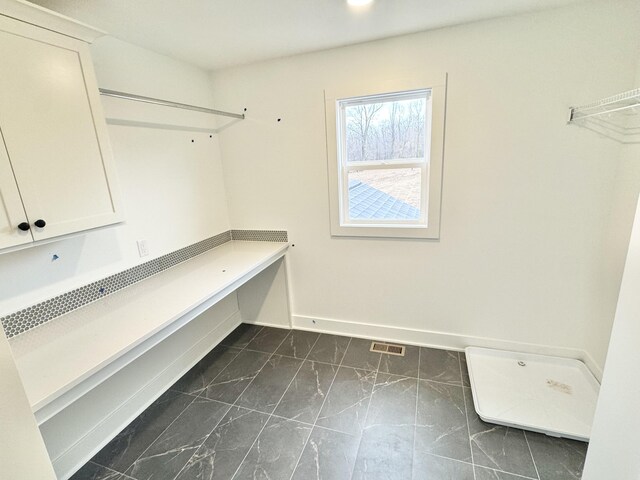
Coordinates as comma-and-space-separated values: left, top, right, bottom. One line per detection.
1, 229, 287, 338
231, 230, 289, 242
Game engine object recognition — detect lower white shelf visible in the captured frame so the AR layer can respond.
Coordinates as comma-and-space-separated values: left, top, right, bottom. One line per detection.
9, 240, 288, 424
465, 347, 600, 441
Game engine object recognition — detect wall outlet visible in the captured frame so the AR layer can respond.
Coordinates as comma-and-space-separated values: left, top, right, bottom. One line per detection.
137, 240, 149, 257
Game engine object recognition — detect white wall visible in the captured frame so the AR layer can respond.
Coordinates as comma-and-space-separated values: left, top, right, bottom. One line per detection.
591, 137, 640, 367
0, 37, 231, 315
591, 50, 640, 370
0, 330, 55, 479
582, 48, 640, 480
210, 1, 640, 374
583, 182, 640, 480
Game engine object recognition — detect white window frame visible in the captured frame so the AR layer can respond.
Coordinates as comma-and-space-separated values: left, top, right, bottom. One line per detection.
325, 74, 447, 239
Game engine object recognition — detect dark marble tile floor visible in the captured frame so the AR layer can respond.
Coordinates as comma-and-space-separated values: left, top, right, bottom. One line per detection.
72, 324, 588, 480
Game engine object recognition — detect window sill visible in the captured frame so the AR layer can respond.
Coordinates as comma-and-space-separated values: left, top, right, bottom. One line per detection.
331, 223, 439, 239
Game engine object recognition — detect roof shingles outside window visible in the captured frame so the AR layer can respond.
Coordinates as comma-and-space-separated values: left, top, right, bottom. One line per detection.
348, 180, 420, 220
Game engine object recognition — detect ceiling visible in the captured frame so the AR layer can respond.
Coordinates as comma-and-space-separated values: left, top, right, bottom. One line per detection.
29, 0, 584, 71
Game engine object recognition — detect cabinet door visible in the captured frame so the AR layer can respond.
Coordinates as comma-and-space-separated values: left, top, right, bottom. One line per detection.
0, 19, 122, 242
0, 130, 32, 249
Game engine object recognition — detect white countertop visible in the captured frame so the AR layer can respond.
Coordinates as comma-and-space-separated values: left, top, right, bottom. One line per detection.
9, 241, 288, 412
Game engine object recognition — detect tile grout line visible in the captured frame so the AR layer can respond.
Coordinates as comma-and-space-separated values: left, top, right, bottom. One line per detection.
225, 324, 265, 355
242, 346, 465, 388
302, 336, 354, 478
100, 325, 265, 479
227, 329, 301, 480
349, 348, 384, 480
107, 390, 199, 477
86, 328, 298, 478
194, 399, 353, 438
170, 403, 232, 480
92, 330, 543, 480
89, 391, 197, 480
118, 328, 300, 479
91, 364, 219, 477
173, 327, 274, 480
86, 461, 138, 480
491, 466, 539, 480
192, 325, 266, 401
416, 453, 538, 480
480, 464, 540, 480
411, 346, 421, 478
459, 351, 477, 480
173, 327, 289, 480
90, 330, 494, 480
310, 336, 352, 426
282, 334, 326, 480
229, 328, 295, 410
523, 430, 542, 480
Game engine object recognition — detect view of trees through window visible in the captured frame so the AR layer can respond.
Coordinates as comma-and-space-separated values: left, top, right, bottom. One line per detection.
341, 92, 429, 221
344, 95, 427, 162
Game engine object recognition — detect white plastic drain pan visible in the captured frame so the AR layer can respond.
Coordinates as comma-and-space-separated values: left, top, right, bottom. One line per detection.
465, 347, 600, 441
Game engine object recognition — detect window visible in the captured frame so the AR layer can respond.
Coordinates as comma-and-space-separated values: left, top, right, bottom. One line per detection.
325, 75, 446, 239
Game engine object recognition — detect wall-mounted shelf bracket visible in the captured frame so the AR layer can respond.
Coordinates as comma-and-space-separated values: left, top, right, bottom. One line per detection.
568, 88, 640, 144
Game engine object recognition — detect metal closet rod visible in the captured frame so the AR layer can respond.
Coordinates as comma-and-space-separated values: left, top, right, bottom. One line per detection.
99, 88, 245, 119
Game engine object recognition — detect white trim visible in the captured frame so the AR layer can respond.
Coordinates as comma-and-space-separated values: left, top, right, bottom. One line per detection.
325, 73, 447, 239
291, 314, 603, 381
282, 256, 295, 329
0, 0, 105, 42
241, 321, 291, 330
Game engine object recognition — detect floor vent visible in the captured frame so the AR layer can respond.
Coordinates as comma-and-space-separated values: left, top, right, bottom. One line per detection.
370, 342, 406, 356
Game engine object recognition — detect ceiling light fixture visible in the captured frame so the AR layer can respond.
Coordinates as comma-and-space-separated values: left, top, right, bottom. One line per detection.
347, 0, 373, 7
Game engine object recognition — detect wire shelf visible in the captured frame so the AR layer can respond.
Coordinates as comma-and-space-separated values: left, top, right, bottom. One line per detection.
568, 88, 640, 144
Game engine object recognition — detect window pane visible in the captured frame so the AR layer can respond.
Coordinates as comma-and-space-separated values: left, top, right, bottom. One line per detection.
348, 168, 421, 221
344, 94, 427, 163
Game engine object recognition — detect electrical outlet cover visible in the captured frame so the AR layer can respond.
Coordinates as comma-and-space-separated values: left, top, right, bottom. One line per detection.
137, 240, 149, 257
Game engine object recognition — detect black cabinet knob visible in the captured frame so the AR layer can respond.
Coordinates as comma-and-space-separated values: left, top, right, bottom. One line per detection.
17, 222, 30, 231
34, 219, 46, 228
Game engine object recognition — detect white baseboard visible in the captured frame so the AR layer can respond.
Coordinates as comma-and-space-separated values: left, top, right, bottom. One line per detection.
292, 314, 603, 381
242, 320, 291, 330
49, 307, 241, 480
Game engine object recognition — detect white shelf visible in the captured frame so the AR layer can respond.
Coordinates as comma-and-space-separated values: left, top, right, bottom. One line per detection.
568, 88, 640, 144
8, 240, 288, 422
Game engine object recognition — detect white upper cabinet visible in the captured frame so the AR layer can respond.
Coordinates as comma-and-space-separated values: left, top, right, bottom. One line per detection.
0, 133, 32, 250
0, 4, 122, 249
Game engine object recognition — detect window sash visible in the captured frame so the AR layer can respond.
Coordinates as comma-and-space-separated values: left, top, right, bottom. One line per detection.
340, 162, 429, 226
344, 158, 426, 171
338, 92, 429, 227
339, 89, 430, 108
